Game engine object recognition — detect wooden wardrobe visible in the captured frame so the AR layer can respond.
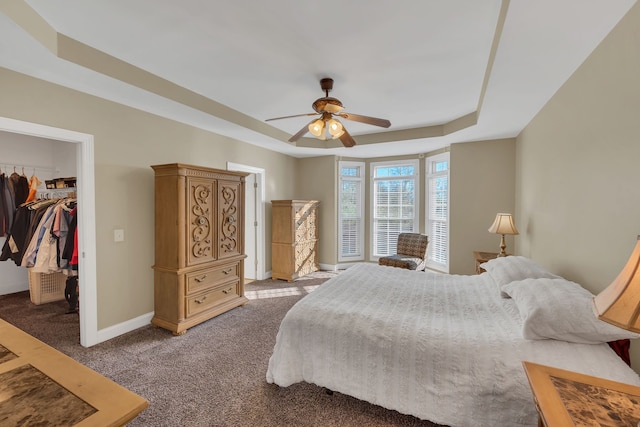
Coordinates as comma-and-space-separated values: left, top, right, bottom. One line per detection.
151, 163, 248, 335
271, 200, 319, 282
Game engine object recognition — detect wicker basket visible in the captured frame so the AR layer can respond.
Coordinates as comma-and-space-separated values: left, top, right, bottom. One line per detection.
28, 270, 67, 305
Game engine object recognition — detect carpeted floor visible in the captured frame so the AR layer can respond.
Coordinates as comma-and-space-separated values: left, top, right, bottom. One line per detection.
0, 272, 444, 427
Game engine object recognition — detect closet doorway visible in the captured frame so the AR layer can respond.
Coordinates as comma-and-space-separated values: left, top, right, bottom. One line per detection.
0, 117, 97, 347
227, 162, 265, 281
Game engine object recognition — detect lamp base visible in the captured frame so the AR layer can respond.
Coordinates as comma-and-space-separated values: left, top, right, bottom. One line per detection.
497, 234, 507, 257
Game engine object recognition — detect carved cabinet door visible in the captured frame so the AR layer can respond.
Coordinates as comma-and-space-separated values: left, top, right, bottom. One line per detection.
186, 177, 217, 266
217, 179, 243, 260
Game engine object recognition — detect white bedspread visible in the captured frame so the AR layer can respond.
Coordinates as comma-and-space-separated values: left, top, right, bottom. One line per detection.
266, 263, 640, 426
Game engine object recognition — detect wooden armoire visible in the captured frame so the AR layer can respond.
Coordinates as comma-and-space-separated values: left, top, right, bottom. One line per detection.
151, 163, 248, 335
271, 200, 319, 282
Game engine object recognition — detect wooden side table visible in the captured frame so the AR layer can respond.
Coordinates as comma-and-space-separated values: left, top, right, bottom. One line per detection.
473, 251, 500, 274
523, 361, 640, 427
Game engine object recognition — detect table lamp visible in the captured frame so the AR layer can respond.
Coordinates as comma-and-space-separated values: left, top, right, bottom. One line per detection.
593, 235, 640, 332
488, 213, 519, 257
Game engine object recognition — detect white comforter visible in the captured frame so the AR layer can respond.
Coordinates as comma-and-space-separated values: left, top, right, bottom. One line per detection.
266, 263, 640, 426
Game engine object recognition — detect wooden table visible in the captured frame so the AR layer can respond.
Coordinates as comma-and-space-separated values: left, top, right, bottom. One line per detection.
523, 361, 640, 427
473, 251, 500, 274
0, 318, 148, 426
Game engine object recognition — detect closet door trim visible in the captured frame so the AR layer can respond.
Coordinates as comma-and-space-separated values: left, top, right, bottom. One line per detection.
0, 116, 98, 348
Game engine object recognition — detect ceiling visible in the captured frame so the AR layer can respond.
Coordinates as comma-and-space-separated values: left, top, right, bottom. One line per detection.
0, 0, 635, 158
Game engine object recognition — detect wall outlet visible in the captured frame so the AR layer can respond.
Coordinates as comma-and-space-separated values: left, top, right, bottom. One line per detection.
114, 229, 124, 242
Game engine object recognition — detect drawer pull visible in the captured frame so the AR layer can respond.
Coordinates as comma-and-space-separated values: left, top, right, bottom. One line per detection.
222, 287, 233, 294
194, 274, 208, 282
195, 296, 207, 304
222, 268, 233, 275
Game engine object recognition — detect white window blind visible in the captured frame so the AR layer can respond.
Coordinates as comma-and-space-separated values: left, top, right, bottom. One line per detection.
371, 160, 419, 258
339, 161, 365, 262
426, 152, 449, 272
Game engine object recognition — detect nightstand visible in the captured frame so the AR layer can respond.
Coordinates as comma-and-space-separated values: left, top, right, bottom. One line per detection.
523, 361, 640, 427
473, 251, 500, 274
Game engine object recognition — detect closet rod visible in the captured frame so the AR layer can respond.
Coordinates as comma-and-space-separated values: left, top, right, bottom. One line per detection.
0, 163, 59, 175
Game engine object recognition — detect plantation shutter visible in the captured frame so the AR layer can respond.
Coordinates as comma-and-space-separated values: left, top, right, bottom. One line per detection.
371, 161, 418, 258
339, 162, 365, 261
426, 153, 449, 272
340, 180, 361, 257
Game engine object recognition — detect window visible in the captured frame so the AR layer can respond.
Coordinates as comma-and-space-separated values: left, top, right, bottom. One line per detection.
338, 161, 365, 262
371, 159, 419, 258
426, 152, 449, 272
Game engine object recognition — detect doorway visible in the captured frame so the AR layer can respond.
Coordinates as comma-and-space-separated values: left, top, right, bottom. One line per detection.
227, 162, 265, 281
244, 172, 257, 281
0, 117, 98, 347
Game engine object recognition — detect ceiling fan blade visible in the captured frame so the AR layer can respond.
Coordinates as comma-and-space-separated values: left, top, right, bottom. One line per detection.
338, 128, 356, 148
323, 103, 344, 113
337, 113, 391, 128
266, 112, 318, 122
288, 120, 316, 142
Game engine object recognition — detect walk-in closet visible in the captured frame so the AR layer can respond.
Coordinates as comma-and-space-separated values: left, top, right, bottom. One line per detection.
0, 130, 80, 342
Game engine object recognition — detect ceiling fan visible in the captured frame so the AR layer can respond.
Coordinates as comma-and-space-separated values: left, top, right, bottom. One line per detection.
266, 78, 391, 147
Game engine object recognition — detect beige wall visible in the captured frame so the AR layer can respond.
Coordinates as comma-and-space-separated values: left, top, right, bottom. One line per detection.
516, 3, 640, 369
295, 156, 337, 265
450, 138, 516, 274
0, 67, 297, 330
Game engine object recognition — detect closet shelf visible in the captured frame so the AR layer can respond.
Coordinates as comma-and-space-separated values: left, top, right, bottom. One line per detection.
36, 187, 77, 199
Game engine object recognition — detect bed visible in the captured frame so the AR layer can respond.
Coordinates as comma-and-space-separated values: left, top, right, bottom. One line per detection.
266, 258, 640, 426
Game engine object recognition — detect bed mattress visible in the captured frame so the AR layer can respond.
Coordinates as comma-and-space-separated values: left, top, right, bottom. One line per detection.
266, 263, 640, 426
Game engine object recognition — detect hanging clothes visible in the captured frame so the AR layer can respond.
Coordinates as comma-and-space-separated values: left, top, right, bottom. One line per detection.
1, 199, 56, 266
0, 172, 11, 236
11, 198, 77, 274
0, 168, 29, 238
8, 170, 29, 207
22, 201, 58, 269
23, 199, 76, 273
24, 173, 42, 204
63, 207, 78, 271
51, 202, 74, 271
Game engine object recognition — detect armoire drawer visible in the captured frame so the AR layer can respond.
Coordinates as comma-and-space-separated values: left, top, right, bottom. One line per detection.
186, 280, 240, 317
185, 262, 239, 294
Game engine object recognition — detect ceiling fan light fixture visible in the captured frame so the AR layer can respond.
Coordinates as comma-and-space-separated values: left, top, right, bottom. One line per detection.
308, 119, 325, 137
328, 118, 345, 139
266, 77, 391, 147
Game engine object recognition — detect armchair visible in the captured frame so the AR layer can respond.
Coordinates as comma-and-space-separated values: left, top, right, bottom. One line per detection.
378, 233, 429, 271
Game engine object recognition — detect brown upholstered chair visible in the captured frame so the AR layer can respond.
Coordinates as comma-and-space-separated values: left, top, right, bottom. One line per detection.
378, 233, 429, 271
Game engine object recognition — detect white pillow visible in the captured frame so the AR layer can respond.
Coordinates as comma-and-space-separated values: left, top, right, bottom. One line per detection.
501, 277, 640, 344
480, 256, 561, 297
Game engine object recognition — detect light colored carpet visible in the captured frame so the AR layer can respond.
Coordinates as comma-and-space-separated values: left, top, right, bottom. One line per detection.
0, 271, 444, 427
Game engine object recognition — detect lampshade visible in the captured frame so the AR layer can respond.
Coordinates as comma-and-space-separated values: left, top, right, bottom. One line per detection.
593, 236, 640, 332
488, 213, 519, 236
308, 119, 325, 138
488, 213, 518, 257
327, 118, 345, 139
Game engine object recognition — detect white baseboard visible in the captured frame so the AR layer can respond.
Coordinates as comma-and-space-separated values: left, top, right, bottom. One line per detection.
0, 282, 29, 295
320, 262, 366, 271
96, 311, 154, 344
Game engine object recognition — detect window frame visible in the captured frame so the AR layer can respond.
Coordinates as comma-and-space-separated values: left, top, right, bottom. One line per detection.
425, 152, 450, 272
338, 161, 366, 262
369, 159, 420, 260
